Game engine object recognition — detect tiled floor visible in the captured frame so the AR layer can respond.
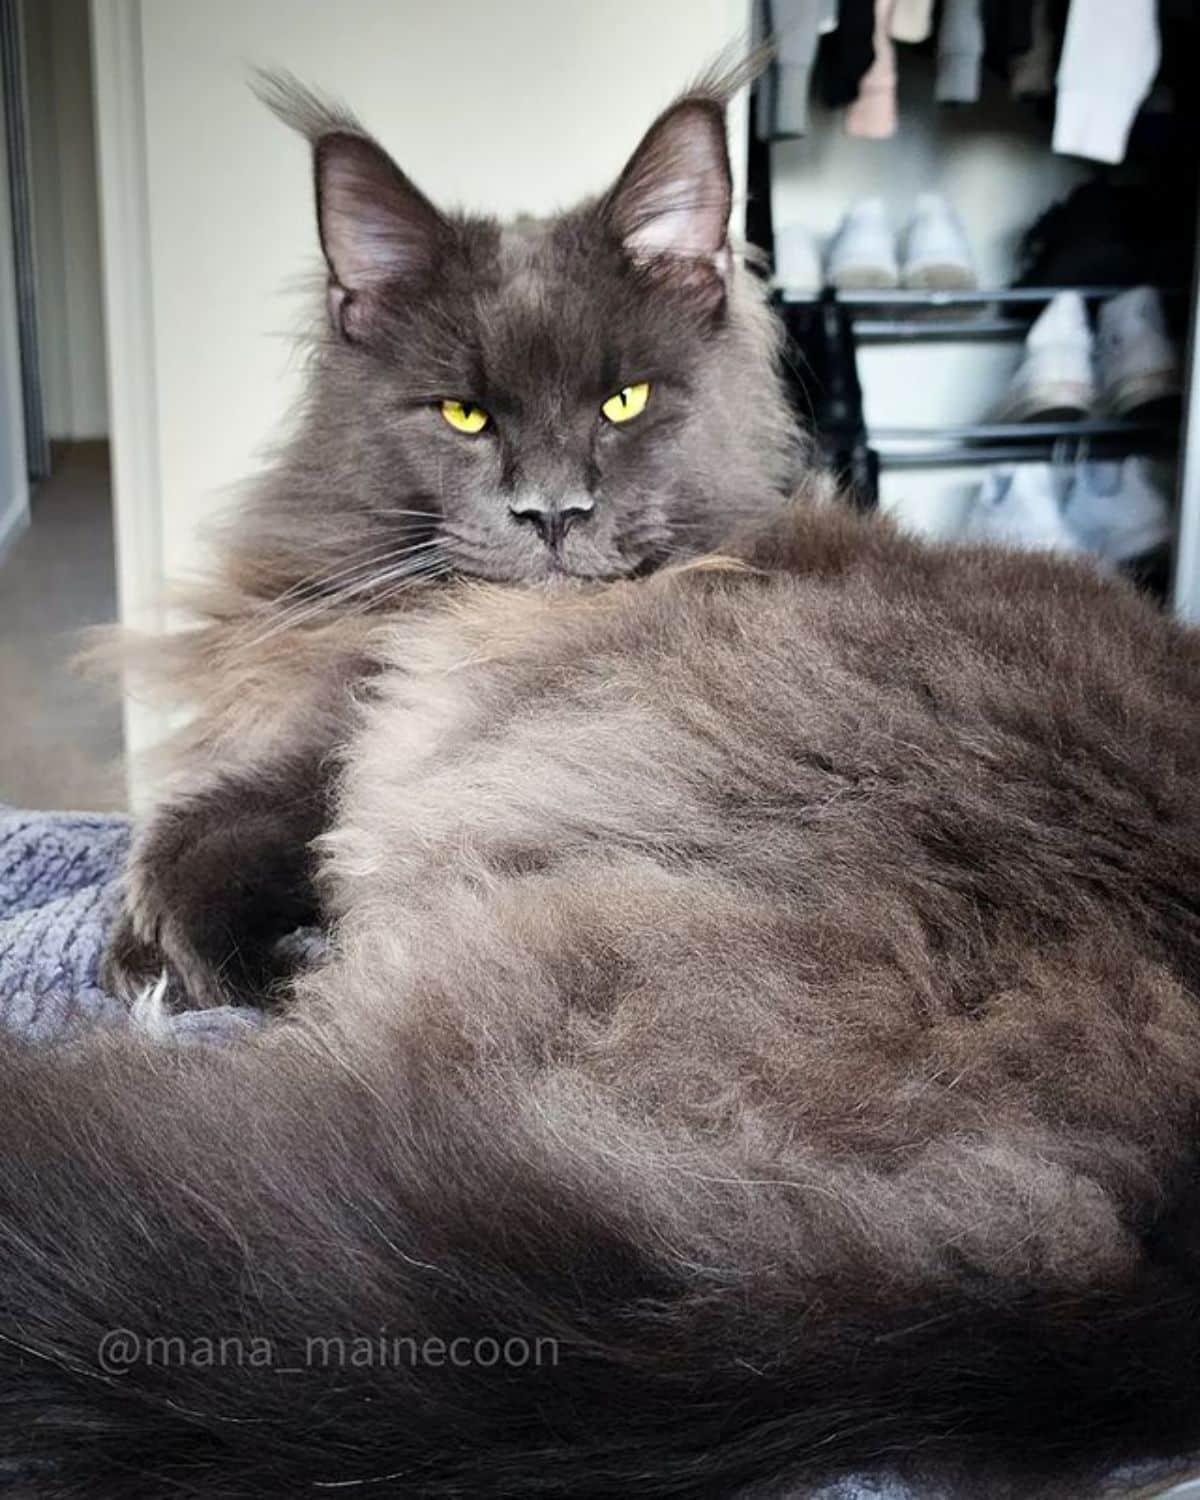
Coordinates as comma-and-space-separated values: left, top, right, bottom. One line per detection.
0, 441, 125, 811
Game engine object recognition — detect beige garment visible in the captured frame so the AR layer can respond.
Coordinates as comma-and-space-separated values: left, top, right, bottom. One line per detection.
890, 0, 933, 43
846, 0, 899, 138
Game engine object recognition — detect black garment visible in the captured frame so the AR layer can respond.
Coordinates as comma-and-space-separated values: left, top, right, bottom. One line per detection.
1014, 181, 1194, 291
819, 0, 876, 108
982, 0, 1033, 75
1152, 0, 1200, 134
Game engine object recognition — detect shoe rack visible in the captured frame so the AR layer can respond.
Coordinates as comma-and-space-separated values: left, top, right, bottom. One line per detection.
750, 47, 1200, 613
777, 286, 1185, 473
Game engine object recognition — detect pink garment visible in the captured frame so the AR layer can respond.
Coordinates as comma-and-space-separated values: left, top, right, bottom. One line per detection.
846, 0, 899, 139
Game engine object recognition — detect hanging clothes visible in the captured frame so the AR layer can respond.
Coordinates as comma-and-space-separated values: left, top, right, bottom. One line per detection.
846, 0, 899, 138
982, 0, 1034, 77
1011, 0, 1058, 99
936, 0, 984, 104
1052, 0, 1160, 164
753, 1, 844, 139
820, 0, 878, 108
753, 0, 828, 139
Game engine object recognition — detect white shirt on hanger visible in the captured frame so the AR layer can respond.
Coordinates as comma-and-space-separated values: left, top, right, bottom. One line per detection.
1053, 0, 1160, 165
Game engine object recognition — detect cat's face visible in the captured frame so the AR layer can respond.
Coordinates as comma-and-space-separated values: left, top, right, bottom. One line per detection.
262, 78, 796, 587
337, 214, 735, 583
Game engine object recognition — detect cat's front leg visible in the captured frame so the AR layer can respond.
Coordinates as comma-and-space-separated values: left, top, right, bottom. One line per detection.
101, 761, 330, 1010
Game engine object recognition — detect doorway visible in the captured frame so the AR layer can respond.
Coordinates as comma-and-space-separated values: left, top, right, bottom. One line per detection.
0, 0, 122, 811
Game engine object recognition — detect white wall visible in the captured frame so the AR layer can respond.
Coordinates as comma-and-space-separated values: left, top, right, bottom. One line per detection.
770, 54, 1088, 538
22, 0, 108, 442
99, 0, 747, 595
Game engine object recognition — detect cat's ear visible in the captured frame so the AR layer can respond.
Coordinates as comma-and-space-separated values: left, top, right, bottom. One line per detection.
313, 132, 447, 340
605, 95, 732, 312
252, 71, 447, 342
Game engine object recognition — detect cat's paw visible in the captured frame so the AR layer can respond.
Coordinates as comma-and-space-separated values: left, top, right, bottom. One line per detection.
103, 783, 328, 1011
99, 905, 238, 1011
102, 844, 327, 1011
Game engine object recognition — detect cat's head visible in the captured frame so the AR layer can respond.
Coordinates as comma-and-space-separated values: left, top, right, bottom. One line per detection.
254, 72, 799, 590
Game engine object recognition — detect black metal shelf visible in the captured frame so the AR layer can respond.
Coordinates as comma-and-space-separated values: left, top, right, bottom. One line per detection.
780, 286, 1184, 308
853, 316, 1026, 342
873, 418, 1178, 470
782, 286, 1188, 344
873, 419, 1175, 442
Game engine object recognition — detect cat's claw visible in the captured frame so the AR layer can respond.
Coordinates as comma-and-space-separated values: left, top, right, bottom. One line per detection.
130, 970, 174, 1035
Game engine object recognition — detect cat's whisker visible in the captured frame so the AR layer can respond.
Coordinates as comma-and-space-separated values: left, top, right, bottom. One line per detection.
379, 559, 454, 595
256, 567, 443, 639
234, 573, 416, 650
318, 558, 456, 632
231, 543, 438, 641
239, 544, 449, 649
367, 552, 454, 596
258, 536, 446, 612
301, 547, 452, 616
249, 532, 444, 617
274, 512, 441, 565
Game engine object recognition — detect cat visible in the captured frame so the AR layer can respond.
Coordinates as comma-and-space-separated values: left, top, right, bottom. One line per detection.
4, 497, 1200, 1498
20, 59, 1194, 1500
100, 65, 806, 1010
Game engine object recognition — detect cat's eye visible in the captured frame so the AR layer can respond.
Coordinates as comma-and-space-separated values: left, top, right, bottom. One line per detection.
601, 382, 651, 424
441, 399, 490, 435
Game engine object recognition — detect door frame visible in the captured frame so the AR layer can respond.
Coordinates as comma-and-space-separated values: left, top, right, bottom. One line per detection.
90, 0, 165, 766
0, 12, 28, 562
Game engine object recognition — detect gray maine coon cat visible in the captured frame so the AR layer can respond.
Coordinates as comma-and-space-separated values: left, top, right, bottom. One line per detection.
2, 65, 1200, 1500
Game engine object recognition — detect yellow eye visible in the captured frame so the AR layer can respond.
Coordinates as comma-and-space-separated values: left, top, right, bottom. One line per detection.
601, 382, 651, 424
440, 399, 490, 435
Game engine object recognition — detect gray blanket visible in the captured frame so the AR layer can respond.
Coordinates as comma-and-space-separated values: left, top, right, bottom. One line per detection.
0, 805, 258, 1042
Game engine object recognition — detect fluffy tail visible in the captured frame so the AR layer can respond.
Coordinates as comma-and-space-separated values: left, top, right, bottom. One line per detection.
2, 1026, 1199, 1499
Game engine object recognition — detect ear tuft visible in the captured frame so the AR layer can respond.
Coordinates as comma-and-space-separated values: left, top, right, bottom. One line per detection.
606, 95, 733, 308
251, 68, 362, 143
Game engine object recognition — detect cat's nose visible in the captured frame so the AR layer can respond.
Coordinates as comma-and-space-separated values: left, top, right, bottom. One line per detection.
508, 494, 595, 549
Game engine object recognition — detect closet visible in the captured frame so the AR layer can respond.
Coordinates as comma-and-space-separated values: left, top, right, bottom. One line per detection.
748, 2, 1199, 615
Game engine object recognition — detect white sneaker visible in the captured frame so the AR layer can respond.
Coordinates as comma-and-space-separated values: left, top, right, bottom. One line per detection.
900, 193, 977, 289
825, 198, 898, 289
773, 222, 823, 296
992, 291, 1096, 421
1096, 287, 1181, 417
959, 465, 1088, 555
1064, 458, 1173, 564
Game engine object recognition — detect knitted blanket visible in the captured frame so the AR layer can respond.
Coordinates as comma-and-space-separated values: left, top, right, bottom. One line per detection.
0, 805, 259, 1042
